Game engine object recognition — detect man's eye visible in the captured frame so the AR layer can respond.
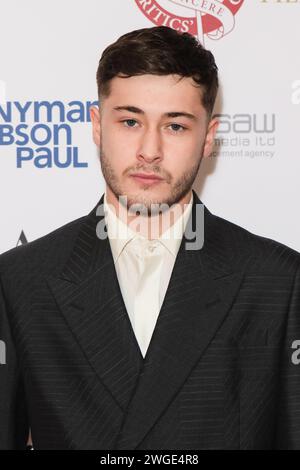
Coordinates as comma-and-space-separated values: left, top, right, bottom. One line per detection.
120, 120, 186, 133
169, 124, 186, 132
122, 119, 138, 128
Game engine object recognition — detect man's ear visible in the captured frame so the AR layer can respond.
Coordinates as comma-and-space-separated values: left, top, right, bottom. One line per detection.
203, 116, 219, 158
90, 105, 101, 147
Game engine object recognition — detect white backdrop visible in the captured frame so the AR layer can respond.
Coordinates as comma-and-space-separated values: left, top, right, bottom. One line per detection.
1, 0, 299, 254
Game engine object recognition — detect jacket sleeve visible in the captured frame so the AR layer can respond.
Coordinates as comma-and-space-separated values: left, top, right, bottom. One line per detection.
275, 263, 300, 449
0, 271, 29, 449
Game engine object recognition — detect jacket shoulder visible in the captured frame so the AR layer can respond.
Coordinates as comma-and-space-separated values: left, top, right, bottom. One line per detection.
0, 214, 86, 277
208, 210, 300, 275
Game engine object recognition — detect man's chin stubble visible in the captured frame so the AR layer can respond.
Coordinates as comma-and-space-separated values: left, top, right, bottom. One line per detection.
116, 185, 192, 218
99, 146, 201, 217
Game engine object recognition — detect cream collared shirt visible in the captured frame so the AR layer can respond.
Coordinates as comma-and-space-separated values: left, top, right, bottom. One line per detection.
103, 191, 194, 357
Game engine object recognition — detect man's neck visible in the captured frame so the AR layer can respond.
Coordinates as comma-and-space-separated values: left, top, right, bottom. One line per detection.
105, 187, 193, 240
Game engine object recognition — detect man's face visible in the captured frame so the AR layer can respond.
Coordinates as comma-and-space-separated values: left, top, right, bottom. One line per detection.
90, 74, 218, 213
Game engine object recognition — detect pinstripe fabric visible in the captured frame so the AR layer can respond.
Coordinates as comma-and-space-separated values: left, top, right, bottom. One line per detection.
0, 189, 300, 449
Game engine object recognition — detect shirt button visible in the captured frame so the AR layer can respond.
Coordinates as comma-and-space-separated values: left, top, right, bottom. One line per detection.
149, 242, 157, 251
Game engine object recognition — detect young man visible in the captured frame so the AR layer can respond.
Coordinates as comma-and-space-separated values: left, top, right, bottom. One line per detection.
0, 26, 299, 450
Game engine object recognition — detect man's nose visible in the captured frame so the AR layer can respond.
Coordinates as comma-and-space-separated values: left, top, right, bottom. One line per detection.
137, 127, 163, 162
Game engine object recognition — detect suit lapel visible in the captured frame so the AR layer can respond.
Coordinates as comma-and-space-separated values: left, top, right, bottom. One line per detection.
47, 190, 244, 450
114, 190, 245, 449
47, 194, 144, 415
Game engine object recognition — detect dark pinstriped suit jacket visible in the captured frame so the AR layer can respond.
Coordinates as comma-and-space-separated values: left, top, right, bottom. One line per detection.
0, 189, 300, 450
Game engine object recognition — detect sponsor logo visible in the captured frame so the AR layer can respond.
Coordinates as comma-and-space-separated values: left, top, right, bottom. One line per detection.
0, 100, 97, 168
134, 0, 244, 44
212, 112, 276, 159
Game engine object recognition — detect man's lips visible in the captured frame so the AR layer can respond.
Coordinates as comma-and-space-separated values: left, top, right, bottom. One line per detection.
130, 173, 164, 181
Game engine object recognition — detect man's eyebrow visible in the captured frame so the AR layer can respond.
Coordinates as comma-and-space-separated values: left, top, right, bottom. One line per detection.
113, 106, 197, 121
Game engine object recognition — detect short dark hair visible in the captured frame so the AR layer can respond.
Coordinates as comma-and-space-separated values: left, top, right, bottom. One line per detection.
96, 26, 218, 117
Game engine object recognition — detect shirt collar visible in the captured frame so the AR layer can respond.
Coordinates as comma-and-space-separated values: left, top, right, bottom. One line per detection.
103, 191, 194, 263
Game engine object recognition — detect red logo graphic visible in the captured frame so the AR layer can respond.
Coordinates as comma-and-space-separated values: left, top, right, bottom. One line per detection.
134, 0, 244, 45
